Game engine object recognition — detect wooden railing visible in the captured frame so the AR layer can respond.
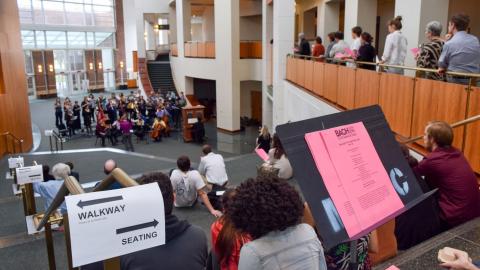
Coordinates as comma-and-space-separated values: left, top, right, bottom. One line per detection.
184, 41, 215, 58
285, 54, 480, 173
1, 132, 24, 157
171, 43, 178, 57
240, 41, 262, 59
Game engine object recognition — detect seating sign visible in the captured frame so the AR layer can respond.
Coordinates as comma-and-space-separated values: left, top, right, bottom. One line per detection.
8, 157, 24, 169
16, 165, 43, 185
65, 183, 166, 267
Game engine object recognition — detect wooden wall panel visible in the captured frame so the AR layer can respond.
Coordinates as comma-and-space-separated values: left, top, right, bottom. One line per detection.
32, 50, 46, 94
85, 50, 96, 88
0, 0, 33, 155
184, 43, 191, 57
379, 73, 414, 137
336, 66, 356, 109
171, 44, 178, 56
296, 59, 305, 88
323, 64, 338, 103
355, 69, 380, 108
286, 57, 293, 81
464, 87, 480, 173
312, 62, 325, 97
95, 50, 104, 88
206, 42, 215, 58
197, 42, 206, 57
304, 60, 314, 91
191, 43, 198, 58
132, 50, 138, 72
240, 42, 249, 58
411, 79, 467, 149
44, 50, 56, 93
252, 42, 262, 58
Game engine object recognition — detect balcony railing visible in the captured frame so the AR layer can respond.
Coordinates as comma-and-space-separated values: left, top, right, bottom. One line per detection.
285, 54, 480, 173
240, 41, 262, 59
171, 43, 178, 57
184, 41, 215, 58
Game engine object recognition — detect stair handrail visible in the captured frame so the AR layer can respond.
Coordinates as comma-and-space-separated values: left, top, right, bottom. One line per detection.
1, 131, 24, 154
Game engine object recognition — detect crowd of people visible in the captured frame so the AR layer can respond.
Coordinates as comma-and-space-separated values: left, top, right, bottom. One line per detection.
32, 116, 480, 270
295, 13, 480, 84
54, 90, 189, 149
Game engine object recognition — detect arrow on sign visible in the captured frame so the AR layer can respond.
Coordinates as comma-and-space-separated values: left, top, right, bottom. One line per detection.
116, 219, 159, 235
77, 195, 124, 209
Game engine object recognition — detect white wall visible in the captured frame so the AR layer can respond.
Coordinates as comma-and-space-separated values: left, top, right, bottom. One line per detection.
240, 81, 262, 118
202, 6, 215, 41
191, 22, 203, 41
240, 15, 262, 40
283, 81, 339, 124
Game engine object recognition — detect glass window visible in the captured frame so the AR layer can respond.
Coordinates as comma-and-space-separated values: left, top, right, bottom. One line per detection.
65, 3, 85, 25
18, 0, 33, 24
67, 32, 86, 48
86, 32, 95, 48
46, 31, 67, 48
43, 1, 65, 25
84, 4, 94, 26
32, 0, 44, 24
68, 50, 85, 71
94, 0, 113, 6
93, 5, 114, 27
21, 30, 36, 49
94, 32, 114, 48
53, 50, 67, 72
36, 30, 46, 48
24, 51, 34, 74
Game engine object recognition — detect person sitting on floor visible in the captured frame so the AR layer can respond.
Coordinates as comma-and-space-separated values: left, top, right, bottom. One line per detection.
228, 176, 327, 270
198, 145, 229, 190
413, 121, 480, 230
191, 116, 205, 143
170, 156, 222, 218
262, 133, 293, 179
121, 172, 208, 270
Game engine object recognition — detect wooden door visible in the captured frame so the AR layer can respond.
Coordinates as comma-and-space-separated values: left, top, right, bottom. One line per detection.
251, 91, 262, 122
32, 50, 46, 96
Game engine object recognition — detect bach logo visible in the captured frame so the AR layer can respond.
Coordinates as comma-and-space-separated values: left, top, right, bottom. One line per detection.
334, 126, 355, 138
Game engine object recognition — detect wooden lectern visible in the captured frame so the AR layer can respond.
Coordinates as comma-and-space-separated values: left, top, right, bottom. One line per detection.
182, 105, 205, 142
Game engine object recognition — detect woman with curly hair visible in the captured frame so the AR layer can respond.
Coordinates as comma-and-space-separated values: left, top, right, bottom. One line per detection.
211, 189, 251, 270
228, 176, 327, 270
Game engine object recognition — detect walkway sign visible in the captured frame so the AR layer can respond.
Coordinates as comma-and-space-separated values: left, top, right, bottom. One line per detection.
65, 183, 166, 267
16, 165, 43, 185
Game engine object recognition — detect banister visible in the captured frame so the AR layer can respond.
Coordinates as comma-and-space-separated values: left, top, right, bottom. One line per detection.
287, 54, 480, 79
401, 114, 480, 144
1, 132, 24, 153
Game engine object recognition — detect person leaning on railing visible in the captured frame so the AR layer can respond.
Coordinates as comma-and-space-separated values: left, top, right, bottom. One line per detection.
356, 32, 376, 71
380, 16, 408, 75
437, 13, 480, 85
416, 21, 445, 81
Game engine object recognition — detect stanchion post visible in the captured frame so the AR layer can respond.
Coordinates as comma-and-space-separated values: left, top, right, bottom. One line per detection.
45, 221, 57, 270
21, 183, 36, 216
63, 214, 78, 270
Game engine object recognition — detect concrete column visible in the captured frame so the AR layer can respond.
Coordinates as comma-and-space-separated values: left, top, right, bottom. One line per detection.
145, 20, 156, 51
272, 0, 295, 129
394, 0, 449, 72
344, 0, 377, 45
202, 6, 215, 42
262, 0, 273, 131
122, 0, 137, 73
169, 6, 177, 44
317, 1, 340, 53
176, 0, 186, 57
182, 0, 192, 42
215, 0, 241, 131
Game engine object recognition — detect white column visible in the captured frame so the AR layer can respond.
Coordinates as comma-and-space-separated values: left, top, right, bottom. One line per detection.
344, 0, 377, 45
317, 1, 339, 51
262, 0, 273, 131
169, 6, 177, 44
272, 0, 295, 129
215, 0, 241, 131
122, 0, 137, 74
176, 0, 186, 57
202, 6, 215, 41
394, 0, 449, 73
182, 0, 192, 42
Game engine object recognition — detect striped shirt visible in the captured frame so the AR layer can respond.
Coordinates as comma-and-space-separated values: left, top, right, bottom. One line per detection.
417, 39, 445, 80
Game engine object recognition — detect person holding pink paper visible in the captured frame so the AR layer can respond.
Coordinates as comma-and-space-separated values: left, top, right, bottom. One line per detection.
416, 21, 445, 81
264, 134, 293, 180
329, 32, 350, 61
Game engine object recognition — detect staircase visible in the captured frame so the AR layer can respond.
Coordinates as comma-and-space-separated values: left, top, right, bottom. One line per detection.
147, 54, 177, 98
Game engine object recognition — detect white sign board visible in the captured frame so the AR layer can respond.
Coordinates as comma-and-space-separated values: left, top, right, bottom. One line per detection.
65, 183, 166, 267
16, 165, 43, 185
44, 130, 53, 136
8, 157, 24, 169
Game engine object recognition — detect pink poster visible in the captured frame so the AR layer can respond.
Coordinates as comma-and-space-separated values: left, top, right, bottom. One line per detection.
305, 122, 404, 237
385, 266, 400, 270
255, 148, 269, 162
411, 47, 420, 56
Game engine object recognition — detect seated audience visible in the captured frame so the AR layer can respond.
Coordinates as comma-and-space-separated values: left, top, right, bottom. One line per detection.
198, 145, 229, 189
394, 144, 442, 250
211, 189, 252, 270
413, 121, 480, 230
228, 176, 327, 270
324, 235, 371, 270
170, 156, 222, 217
264, 133, 293, 179
312, 36, 325, 59
42, 165, 54, 182
416, 21, 445, 80
33, 163, 70, 213
256, 125, 271, 154
65, 161, 80, 181
121, 172, 208, 270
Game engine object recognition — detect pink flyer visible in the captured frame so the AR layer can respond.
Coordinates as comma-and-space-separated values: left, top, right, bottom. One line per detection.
255, 148, 269, 162
305, 122, 404, 237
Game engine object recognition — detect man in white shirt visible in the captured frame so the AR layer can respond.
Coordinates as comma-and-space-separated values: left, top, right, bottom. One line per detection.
198, 145, 229, 188
347, 26, 363, 68
170, 155, 222, 217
